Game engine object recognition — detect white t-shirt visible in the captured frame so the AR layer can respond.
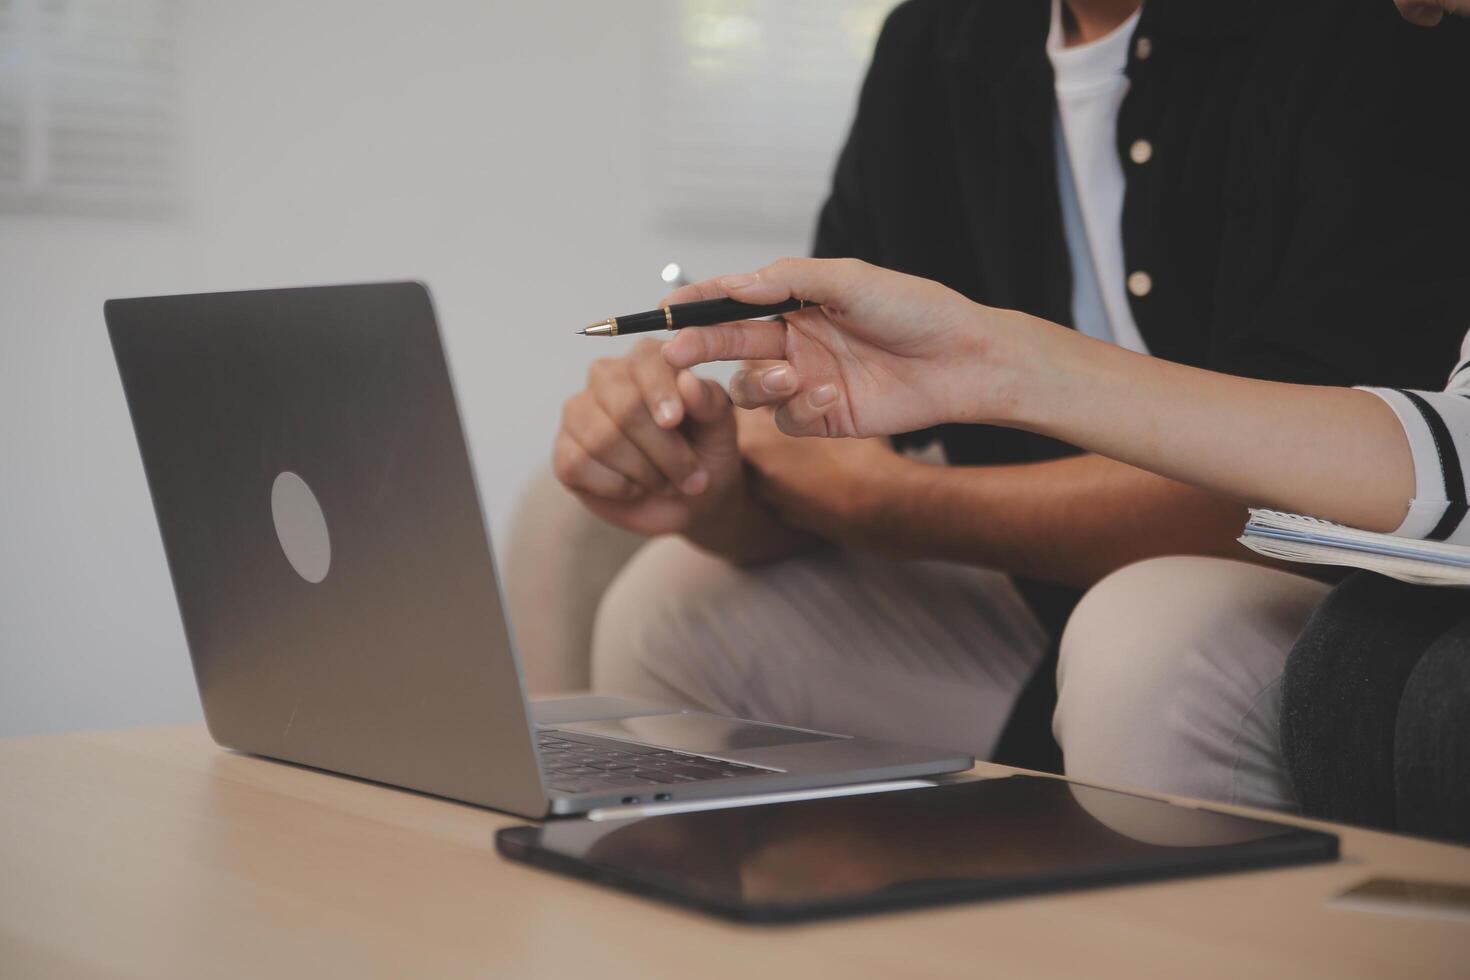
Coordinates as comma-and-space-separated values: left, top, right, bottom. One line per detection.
1046, 0, 1147, 354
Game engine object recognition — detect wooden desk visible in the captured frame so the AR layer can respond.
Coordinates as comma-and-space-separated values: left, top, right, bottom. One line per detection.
1, 726, 1466, 979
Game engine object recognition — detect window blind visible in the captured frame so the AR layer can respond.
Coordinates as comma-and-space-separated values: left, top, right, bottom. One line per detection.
651, 0, 895, 237
0, 0, 179, 216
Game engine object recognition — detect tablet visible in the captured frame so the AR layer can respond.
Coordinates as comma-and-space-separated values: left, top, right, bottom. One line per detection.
495, 776, 1338, 923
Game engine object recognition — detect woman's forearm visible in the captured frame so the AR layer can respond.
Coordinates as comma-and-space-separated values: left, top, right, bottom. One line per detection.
659, 257, 1419, 531
991, 315, 1416, 532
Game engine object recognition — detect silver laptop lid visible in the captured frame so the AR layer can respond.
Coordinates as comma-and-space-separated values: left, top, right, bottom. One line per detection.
105, 282, 548, 817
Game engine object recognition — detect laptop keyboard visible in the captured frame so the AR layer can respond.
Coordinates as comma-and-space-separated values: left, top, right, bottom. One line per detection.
538, 729, 771, 796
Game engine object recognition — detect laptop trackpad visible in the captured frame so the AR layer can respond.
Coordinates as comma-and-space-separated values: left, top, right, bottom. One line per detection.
558, 713, 841, 755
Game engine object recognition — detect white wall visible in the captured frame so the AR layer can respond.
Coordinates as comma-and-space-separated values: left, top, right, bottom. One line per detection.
0, 1, 824, 736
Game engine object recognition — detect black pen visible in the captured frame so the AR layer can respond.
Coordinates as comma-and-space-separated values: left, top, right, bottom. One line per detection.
579, 297, 808, 337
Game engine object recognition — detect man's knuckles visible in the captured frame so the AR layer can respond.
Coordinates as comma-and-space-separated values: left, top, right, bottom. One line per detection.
607, 393, 650, 430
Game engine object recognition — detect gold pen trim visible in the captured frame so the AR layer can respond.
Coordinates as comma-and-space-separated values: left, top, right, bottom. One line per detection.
580, 319, 618, 337
664, 306, 674, 330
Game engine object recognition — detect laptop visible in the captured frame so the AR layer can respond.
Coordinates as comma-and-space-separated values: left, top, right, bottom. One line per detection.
104, 281, 972, 818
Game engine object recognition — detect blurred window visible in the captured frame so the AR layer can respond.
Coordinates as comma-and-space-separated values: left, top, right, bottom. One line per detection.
653, 0, 895, 237
0, 0, 179, 215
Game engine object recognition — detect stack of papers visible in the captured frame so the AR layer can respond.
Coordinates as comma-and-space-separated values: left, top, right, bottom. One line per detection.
1240, 510, 1470, 587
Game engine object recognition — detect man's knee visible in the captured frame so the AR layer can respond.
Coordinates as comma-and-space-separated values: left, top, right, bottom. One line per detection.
1055, 558, 1216, 773
589, 536, 744, 710
1055, 557, 1326, 806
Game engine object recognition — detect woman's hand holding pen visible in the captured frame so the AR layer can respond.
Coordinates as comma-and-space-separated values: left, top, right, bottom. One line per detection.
660, 258, 1051, 438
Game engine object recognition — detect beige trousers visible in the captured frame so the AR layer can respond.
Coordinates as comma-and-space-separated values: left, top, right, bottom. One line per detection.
590, 540, 1329, 812
592, 537, 1048, 758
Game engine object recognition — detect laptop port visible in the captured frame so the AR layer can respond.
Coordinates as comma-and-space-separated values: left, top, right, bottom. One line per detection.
621, 796, 639, 804
654, 793, 672, 802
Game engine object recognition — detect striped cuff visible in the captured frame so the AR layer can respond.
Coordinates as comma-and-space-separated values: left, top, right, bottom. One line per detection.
1358, 387, 1466, 542
1358, 390, 1452, 540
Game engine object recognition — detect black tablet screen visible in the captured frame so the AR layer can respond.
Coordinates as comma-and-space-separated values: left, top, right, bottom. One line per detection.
496, 776, 1337, 922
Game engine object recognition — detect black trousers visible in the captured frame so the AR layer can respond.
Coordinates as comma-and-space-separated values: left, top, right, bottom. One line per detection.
1280, 573, 1470, 844
990, 580, 1077, 775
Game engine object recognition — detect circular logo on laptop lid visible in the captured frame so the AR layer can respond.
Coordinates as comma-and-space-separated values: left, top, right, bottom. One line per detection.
271, 471, 331, 583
